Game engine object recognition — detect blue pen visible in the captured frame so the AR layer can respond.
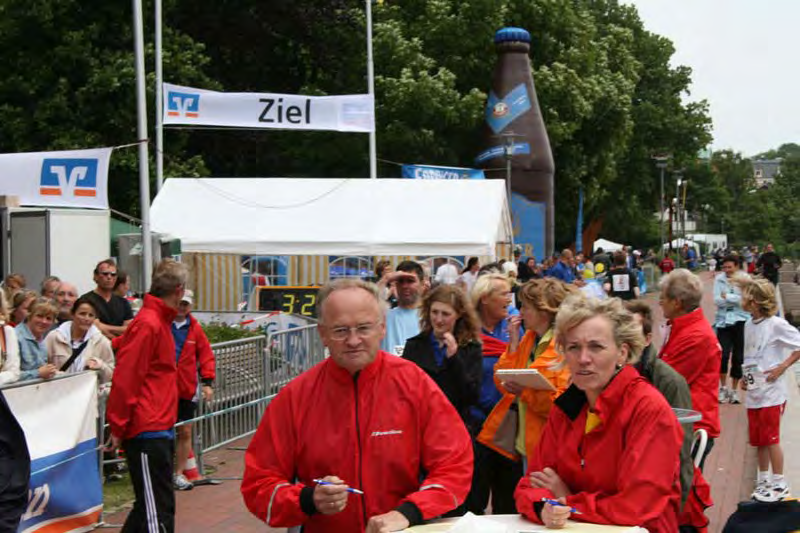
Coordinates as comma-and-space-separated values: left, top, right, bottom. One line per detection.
541, 498, 582, 514
313, 479, 365, 495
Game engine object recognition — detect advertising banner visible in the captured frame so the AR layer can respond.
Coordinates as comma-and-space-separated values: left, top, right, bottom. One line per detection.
401, 164, 485, 180
0, 148, 112, 209
163, 83, 375, 133
5, 372, 102, 533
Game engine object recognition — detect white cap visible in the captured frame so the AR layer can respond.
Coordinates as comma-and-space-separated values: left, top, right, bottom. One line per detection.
181, 289, 194, 305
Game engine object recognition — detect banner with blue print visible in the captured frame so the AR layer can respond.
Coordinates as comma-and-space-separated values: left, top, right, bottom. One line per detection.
475, 142, 530, 165
0, 148, 111, 209
486, 83, 531, 134
401, 165, 485, 180
4, 372, 102, 533
163, 82, 375, 133
511, 192, 545, 262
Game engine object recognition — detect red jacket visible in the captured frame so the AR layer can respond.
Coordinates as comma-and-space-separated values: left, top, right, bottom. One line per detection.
241, 351, 473, 532
106, 294, 178, 440
659, 308, 721, 437
176, 315, 215, 400
515, 366, 683, 533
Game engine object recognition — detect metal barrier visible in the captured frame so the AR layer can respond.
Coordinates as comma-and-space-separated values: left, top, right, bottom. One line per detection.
186, 324, 326, 475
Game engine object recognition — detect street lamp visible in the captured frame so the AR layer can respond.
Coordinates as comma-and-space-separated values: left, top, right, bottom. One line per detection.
653, 155, 671, 255
673, 170, 684, 244
499, 131, 524, 251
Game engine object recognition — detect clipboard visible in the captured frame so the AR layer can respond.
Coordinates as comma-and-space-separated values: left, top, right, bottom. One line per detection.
495, 368, 556, 391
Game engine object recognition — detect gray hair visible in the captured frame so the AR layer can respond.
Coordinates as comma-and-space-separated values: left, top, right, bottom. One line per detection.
149, 259, 189, 297
555, 294, 646, 364
316, 278, 386, 324
658, 268, 703, 312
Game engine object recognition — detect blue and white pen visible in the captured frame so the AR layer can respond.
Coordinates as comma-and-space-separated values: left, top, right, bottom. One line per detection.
541, 498, 582, 514
313, 479, 365, 495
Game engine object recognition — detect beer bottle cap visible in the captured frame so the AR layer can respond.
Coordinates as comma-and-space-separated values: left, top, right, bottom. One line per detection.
494, 27, 531, 44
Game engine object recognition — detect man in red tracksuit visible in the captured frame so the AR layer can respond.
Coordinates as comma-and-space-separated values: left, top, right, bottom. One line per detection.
241, 278, 473, 533
107, 259, 188, 533
658, 269, 722, 470
172, 289, 215, 490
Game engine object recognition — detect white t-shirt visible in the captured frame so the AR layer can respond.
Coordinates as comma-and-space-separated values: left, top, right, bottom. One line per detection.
459, 271, 478, 294
743, 315, 800, 408
435, 263, 459, 285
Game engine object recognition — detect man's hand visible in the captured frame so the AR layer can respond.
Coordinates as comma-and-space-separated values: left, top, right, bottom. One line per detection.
541, 497, 571, 529
312, 475, 349, 515
201, 385, 214, 402
365, 510, 409, 533
106, 433, 123, 453
530, 467, 571, 499
442, 333, 458, 358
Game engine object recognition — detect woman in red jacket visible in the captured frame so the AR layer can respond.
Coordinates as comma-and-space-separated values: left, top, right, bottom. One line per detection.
515, 296, 683, 533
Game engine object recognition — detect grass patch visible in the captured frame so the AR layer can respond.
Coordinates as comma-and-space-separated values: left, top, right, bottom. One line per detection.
103, 473, 135, 513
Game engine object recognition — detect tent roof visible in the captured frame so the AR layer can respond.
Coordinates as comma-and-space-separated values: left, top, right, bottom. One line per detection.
151, 178, 512, 256
592, 238, 624, 252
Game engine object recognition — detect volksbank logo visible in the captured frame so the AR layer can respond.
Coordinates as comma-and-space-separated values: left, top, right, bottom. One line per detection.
167, 91, 200, 118
40, 159, 99, 198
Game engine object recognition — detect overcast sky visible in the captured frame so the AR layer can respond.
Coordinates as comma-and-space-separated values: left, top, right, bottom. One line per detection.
625, 0, 800, 156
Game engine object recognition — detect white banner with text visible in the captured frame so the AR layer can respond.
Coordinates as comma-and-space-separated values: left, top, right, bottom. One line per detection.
0, 147, 111, 209
163, 83, 375, 132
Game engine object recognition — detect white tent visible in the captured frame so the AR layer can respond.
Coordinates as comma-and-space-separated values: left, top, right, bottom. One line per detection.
151, 178, 512, 256
591, 238, 624, 253
662, 238, 699, 250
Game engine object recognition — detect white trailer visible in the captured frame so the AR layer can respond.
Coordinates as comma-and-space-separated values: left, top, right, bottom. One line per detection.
1, 207, 110, 295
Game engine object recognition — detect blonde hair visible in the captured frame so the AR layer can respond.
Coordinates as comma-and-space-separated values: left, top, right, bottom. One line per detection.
518, 278, 579, 321
555, 295, 646, 364
658, 268, 703, 312
27, 297, 59, 321
470, 273, 509, 312
739, 277, 778, 318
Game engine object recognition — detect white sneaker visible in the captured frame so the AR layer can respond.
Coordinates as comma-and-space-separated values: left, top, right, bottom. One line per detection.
173, 473, 194, 491
771, 483, 791, 501
719, 386, 729, 404
752, 481, 773, 502
729, 389, 741, 404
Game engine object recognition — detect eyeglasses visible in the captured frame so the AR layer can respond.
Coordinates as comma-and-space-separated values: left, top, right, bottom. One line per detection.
327, 322, 381, 341
98, 271, 118, 277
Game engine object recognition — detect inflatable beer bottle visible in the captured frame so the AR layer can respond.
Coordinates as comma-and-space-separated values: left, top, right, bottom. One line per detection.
476, 27, 555, 259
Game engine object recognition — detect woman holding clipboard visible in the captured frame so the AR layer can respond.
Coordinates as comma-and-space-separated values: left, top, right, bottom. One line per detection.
478, 278, 577, 468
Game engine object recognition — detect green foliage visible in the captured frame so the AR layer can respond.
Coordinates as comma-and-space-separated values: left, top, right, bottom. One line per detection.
0, 0, 713, 251
201, 322, 262, 345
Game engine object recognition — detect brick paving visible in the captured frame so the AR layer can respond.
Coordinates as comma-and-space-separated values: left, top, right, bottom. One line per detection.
101, 270, 762, 532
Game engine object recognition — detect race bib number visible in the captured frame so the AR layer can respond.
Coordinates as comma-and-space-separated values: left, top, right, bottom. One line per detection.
612, 274, 630, 292
743, 364, 766, 392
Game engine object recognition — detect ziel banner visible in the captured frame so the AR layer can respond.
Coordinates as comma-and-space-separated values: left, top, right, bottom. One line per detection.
163, 83, 375, 132
5, 372, 102, 533
0, 147, 111, 209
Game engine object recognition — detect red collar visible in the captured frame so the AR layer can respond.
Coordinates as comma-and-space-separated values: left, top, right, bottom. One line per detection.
667, 307, 704, 332
143, 294, 178, 323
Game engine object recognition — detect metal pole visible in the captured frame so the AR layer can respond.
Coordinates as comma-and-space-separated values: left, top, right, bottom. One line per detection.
133, 0, 153, 289
659, 166, 665, 254
366, 0, 377, 179
155, 0, 164, 191
504, 136, 515, 251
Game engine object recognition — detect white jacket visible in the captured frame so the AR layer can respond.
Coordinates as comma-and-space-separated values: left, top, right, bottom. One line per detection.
0, 324, 20, 386
45, 323, 115, 384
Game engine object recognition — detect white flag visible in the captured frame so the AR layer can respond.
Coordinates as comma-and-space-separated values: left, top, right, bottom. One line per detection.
0, 147, 112, 209
163, 83, 375, 133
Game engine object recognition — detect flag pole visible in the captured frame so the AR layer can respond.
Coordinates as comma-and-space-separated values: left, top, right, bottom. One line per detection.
154, 0, 164, 191
133, 0, 153, 289
366, 0, 377, 179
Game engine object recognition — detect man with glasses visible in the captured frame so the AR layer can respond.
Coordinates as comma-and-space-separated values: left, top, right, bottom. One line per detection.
242, 278, 473, 533
81, 259, 133, 339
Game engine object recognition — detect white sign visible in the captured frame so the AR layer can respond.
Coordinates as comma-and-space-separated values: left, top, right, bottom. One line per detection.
163, 83, 375, 132
0, 147, 112, 209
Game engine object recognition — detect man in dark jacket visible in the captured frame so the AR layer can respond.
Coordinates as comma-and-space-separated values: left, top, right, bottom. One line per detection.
626, 300, 693, 508
756, 243, 782, 285
0, 389, 30, 531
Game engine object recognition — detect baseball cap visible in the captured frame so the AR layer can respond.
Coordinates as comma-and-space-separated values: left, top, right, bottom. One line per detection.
181, 289, 194, 305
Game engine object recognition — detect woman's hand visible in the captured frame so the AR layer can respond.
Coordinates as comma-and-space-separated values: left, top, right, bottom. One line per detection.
442, 332, 458, 358
38, 364, 57, 379
530, 467, 571, 499
85, 358, 102, 370
766, 364, 787, 383
508, 315, 523, 352
542, 497, 571, 529
501, 380, 525, 396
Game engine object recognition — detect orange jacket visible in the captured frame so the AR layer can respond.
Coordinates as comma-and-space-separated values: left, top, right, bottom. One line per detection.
478, 329, 570, 460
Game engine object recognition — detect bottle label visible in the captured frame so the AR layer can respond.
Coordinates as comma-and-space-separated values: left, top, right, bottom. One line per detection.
486, 83, 532, 133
